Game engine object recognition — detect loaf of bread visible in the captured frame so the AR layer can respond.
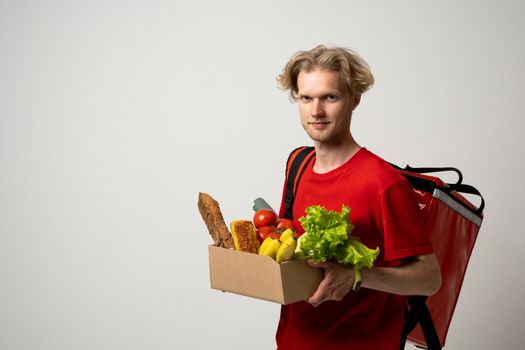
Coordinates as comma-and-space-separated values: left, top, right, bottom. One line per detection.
230, 220, 260, 254
197, 192, 235, 249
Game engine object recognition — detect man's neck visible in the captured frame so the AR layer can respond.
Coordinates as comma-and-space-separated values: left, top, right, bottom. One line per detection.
313, 138, 361, 174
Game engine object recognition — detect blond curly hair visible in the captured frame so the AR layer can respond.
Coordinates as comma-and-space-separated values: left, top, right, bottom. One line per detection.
277, 45, 374, 100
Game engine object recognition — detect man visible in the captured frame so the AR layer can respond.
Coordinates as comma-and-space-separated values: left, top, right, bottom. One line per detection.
275, 45, 442, 350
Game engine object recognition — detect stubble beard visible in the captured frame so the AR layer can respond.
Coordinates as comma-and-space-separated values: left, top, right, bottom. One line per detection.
303, 122, 351, 146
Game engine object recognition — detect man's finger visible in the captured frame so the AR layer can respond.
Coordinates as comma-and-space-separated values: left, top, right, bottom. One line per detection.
306, 276, 330, 307
306, 289, 323, 307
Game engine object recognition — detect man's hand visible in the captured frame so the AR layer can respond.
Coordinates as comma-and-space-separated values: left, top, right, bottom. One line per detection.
306, 259, 355, 307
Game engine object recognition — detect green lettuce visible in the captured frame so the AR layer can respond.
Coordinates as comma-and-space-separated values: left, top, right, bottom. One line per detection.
298, 205, 380, 269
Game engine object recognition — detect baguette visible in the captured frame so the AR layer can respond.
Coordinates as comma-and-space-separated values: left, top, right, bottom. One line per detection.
197, 192, 235, 249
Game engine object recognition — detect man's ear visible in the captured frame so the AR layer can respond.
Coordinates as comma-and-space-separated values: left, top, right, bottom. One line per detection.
352, 95, 361, 110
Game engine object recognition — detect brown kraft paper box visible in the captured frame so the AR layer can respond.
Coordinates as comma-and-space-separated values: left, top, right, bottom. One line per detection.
208, 245, 323, 304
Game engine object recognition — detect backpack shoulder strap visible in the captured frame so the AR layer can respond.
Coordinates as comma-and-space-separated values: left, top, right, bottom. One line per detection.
400, 296, 442, 350
283, 146, 315, 220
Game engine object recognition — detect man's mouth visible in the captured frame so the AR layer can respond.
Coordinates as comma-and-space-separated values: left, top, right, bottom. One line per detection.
309, 121, 330, 129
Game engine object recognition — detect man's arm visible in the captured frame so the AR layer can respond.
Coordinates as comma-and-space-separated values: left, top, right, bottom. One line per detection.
306, 253, 441, 307
362, 253, 442, 295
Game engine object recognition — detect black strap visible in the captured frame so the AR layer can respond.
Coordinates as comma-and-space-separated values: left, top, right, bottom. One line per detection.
404, 165, 463, 186
283, 146, 315, 220
400, 296, 442, 350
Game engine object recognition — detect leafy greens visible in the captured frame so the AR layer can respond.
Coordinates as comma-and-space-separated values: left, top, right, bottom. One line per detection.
298, 205, 379, 269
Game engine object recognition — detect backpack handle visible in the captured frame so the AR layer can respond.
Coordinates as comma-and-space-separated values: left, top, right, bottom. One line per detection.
445, 183, 485, 216
394, 164, 485, 216
390, 164, 464, 187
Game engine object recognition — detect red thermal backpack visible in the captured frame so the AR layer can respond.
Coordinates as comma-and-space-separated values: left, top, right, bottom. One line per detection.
283, 146, 485, 350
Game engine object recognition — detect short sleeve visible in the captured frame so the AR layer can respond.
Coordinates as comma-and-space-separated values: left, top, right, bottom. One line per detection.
376, 180, 433, 261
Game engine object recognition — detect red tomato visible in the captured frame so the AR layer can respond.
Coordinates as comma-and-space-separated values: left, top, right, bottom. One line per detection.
268, 232, 281, 240
253, 209, 277, 229
276, 218, 295, 230
256, 226, 275, 243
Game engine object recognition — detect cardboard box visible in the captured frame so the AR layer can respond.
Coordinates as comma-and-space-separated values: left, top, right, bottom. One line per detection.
208, 245, 323, 304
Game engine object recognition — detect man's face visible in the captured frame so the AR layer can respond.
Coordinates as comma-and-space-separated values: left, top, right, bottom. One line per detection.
297, 69, 357, 146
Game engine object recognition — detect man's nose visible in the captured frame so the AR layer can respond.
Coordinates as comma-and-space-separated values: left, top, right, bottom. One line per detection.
311, 99, 325, 117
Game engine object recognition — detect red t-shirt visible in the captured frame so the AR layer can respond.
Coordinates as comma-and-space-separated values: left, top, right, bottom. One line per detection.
276, 148, 433, 350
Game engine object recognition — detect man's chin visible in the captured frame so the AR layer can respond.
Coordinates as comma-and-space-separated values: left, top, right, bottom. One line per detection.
307, 132, 332, 144
306, 129, 327, 141
306, 132, 349, 147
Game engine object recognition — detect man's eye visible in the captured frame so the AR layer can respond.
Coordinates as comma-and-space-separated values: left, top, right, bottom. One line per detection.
300, 96, 311, 102
325, 95, 338, 102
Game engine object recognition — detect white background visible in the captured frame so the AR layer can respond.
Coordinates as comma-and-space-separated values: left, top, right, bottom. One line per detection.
1, 1, 524, 349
